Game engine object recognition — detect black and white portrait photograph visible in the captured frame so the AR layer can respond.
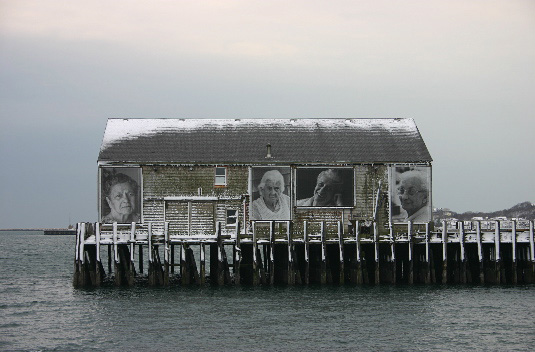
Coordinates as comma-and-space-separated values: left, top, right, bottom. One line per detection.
391, 166, 431, 223
100, 167, 141, 223
296, 168, 354, 207
250, 167, 291, 220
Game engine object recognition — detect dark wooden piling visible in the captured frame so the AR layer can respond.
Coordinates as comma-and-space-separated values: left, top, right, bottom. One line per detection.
338, 222, 345, 285
74, 219, 535, 288
320, 222, 328, 284
304, 221, 310, 285
442, 220, 448, 284
234, 222, 241, 285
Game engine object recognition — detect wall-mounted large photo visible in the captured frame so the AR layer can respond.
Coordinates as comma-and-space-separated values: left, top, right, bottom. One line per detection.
250, 167, 291, 220
390, 166, 431, 223
100, 167, 141, 223
296, 168, 354, 207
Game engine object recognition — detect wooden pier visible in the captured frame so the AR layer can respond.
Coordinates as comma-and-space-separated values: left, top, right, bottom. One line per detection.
73, 219, 535, 287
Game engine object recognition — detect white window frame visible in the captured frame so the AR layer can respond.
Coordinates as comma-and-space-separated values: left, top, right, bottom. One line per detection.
215, 166, 227, 186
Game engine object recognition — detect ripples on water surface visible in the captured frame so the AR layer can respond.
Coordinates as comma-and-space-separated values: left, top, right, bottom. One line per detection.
1, 231, 534, 351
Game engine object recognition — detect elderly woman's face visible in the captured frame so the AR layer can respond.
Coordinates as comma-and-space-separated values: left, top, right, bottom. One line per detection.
107, 182, 136, 217
260, 179, 282, 207
313, 174, 337, 206
398, 176, 427, 216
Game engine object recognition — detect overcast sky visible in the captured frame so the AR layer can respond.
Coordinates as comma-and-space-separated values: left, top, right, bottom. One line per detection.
1, 0, 534, 228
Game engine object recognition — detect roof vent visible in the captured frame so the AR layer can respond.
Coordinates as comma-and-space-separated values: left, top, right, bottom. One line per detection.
266, 144, 272, 159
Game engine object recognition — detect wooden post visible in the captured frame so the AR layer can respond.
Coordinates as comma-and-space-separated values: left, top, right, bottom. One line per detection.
424, 222, 431, 284
374, 221, 380, 284
171, 244, 175, 274
163, 222, 170, 286
216, 222, 225, 286
304, 221, 310, 285
113, 222, 121, 286
511, 219, 517, 284
286, 221, 294, 285
338, 221, 345, 285
234, 221, 241, 286
320, 221, 327, 285
95, 222, 102, 286
408, 221, 414, 284
269, 221, 275, 285
138, 244, 143, 274
459, 221, 467, 284
495, 220, 501, 284
529, 221, 535, 284
442, 220, 448, 284
476, 221, 484, 284
181, 242, 189, 285
355, 220, 362, 284
200, 242, 206, 285
148, 222, 155, 286
252, 222, 259, 286
390, 222, 396, 284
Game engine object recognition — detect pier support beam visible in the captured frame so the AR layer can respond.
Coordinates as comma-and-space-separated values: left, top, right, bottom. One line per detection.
338, 221, 345, 285
408, 221, 414, 284
476, 221, 485, 284
442, 220, 448, 284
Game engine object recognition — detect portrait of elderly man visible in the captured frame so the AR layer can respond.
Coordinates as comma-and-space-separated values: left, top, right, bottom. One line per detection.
102, 172, 140, 223
297, 169, 344, 207
393, 169, 430, 222
251, 169, 291, 220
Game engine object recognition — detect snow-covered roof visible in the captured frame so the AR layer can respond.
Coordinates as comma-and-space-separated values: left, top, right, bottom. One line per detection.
98, 118, 432, 164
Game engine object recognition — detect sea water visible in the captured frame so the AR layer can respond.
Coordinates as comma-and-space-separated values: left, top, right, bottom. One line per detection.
1, 231, 534, 352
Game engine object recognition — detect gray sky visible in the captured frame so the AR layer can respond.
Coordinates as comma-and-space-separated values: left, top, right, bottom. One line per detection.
1, 0, 534, 228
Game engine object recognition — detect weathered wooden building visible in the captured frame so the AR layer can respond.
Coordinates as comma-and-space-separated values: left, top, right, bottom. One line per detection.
97, 118, 432, 234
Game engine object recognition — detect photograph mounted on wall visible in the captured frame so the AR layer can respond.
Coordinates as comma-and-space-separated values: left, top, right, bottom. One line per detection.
296, 168, 354, 207
390, 166, 431, 223
100, 167, 141, 224
250, 167, 291, 220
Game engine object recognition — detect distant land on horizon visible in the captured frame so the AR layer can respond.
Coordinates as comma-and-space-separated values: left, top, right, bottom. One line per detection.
434, 201, 535, 222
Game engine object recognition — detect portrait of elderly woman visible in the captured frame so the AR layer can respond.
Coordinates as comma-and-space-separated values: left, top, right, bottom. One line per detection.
296, 168, 354, 207
391, 167, 431, 222
251, 168, 291, 220
101, 169, 141, 223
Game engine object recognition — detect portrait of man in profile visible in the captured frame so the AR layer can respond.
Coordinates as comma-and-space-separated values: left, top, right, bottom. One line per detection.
391, 166, 431, 223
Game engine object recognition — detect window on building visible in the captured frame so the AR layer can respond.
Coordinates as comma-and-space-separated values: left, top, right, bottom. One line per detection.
226, 209, 237, 227
215, 167, 227, 186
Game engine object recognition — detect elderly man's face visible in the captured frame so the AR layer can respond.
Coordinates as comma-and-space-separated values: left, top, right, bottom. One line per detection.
398, 176, 427, 216
107, 182, 136, 217
313, 174, 338, 206
260, 179, 282, 207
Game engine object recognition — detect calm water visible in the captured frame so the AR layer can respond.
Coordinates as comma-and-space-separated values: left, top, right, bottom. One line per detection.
1, 232, 534, 352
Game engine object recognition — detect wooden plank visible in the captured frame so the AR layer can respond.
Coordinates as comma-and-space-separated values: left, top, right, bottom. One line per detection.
113, 222, 120, 286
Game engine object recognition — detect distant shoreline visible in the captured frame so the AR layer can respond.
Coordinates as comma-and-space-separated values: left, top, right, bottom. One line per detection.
0, 228, 76, 235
